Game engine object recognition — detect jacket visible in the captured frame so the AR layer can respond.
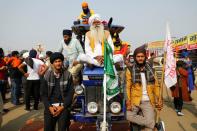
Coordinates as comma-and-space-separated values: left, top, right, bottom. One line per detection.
126, 68, 160, 109
41, 69, 74, 109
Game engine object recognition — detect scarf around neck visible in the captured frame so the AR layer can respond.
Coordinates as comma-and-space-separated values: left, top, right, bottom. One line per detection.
128, 62, 155, 85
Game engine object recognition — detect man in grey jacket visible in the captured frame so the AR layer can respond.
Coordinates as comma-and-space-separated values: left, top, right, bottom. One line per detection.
42, 52, 74, 131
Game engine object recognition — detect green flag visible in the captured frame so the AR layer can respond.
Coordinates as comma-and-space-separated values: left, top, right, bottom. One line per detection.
103, 40, 119, 100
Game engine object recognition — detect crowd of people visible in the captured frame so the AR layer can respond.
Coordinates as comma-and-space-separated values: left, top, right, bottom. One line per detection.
0, 1, 196, 131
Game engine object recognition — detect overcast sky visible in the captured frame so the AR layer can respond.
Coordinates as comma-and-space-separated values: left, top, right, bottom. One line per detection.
0, 0, 197, 53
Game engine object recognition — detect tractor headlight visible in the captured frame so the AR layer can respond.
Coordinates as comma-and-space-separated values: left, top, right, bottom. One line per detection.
87, 102, 98, 114
74, 85, 83, 95
110, 102, 121, 114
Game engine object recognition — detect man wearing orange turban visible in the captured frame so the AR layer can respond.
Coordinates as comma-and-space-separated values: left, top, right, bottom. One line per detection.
78, 2, 95, 24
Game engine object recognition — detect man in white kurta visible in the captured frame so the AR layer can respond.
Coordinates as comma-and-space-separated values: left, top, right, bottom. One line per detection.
77, 14, 123, 67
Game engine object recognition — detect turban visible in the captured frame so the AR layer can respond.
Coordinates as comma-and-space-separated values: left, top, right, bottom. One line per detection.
50, 52, 64, 64
29, 49, 37, 58
82, 2, 88, 8
63, 29, 72, 36
133, 47, 146, 62
88, 14, 102, 25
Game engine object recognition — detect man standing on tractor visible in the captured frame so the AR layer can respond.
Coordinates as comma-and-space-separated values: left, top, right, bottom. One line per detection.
78, 2, 95, 24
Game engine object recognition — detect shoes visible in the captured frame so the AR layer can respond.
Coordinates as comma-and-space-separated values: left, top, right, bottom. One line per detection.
34, 105, 38, 110
3, 109, 9, 114
177, 112, 184, 116
33, 107, 38, 110
155, 121, 165, 131
25, 108, 30, 111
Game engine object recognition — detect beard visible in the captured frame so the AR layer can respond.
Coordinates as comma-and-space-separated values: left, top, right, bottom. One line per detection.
90, 24, 104, 43
134, 58, 146, 68
64, 38, 71, 45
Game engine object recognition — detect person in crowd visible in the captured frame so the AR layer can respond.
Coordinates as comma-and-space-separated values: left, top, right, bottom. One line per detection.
126, 52, 134, 67
181, 51, 195, 99
42, 52, 74, 131
18, 49, 47, 110
170, 60, 192, 116
148, 52, 156, 67
39, 54, 45, 62
7, 51, 22, 105
0, 48, 7, 101
78, 2, 95, 24
126, 47, 163, 131
0, 93, 3, 127
45, 51, 53, 69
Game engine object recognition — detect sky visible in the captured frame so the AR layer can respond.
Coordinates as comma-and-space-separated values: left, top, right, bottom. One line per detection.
0, 0, 197, 53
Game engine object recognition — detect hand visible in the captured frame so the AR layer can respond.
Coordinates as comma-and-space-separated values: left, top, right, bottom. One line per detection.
0, 66, 7, 70
38, 65, 48, 76
53, 106, 64, 117
95, 56, 104, 65
72, 61, 79, 66
24, 73, 29, 78
126, 100, 132, 111
49, 106, 58, 116
155, 99, 163, 111
3, 66, 7, 70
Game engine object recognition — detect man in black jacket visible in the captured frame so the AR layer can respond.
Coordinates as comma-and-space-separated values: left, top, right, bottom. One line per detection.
42, 52, 74, 131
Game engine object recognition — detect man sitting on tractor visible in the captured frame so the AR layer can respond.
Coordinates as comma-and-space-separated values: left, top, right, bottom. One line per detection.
112, 33, 130, 68
77, 14, 124, 67
58, 29, 84, 84
78, 2, 95, 25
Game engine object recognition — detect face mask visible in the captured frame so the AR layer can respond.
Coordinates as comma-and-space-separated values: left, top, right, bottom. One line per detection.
83, 8, 89, 14
130, 57, 134, 63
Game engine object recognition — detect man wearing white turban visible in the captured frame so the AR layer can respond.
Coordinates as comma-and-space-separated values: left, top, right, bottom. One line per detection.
77, 14, 115, 67
77, 14, 124, 67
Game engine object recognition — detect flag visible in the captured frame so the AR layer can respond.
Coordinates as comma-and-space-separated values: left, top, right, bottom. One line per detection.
164, 23, 177, 88
103, 40, 119, 100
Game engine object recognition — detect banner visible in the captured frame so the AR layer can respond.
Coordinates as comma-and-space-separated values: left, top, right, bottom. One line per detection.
187, 33, 197, 50
174, 36, 187, 50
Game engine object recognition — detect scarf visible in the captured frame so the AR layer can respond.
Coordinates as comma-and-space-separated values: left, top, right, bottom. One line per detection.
44, 69, 71, 100
90, 37, 105, 56
128, 62, 155, 85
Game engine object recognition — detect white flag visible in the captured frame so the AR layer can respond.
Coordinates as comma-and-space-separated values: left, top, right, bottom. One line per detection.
164, 23, 177, 88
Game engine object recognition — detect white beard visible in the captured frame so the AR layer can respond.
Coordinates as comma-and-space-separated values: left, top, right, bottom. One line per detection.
90, 24, 104, 43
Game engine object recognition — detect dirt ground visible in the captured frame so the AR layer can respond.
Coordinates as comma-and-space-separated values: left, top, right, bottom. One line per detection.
1, 89, 197, 131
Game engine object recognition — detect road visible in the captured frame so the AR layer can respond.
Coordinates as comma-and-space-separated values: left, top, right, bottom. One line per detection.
1, 89, 197, 131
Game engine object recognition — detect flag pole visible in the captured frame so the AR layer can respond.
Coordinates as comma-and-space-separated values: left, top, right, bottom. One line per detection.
101, 74, 107, 131
156, 51, 166, 123
160, 52, 166, 100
